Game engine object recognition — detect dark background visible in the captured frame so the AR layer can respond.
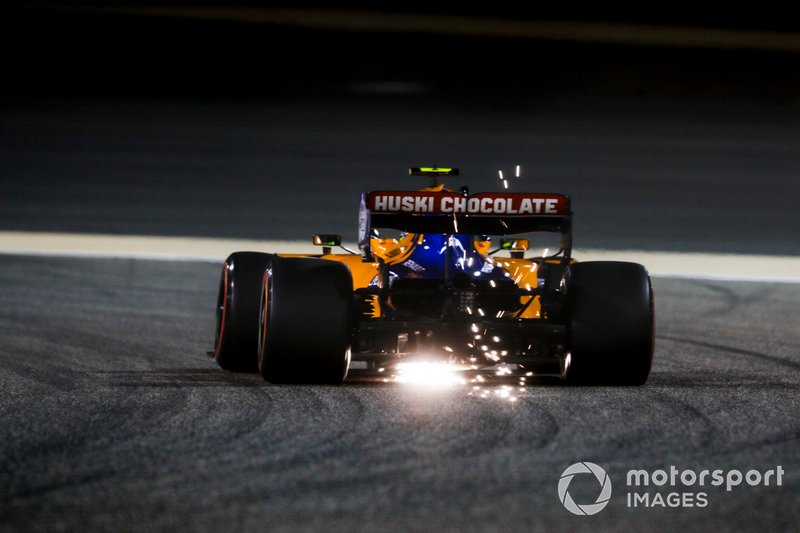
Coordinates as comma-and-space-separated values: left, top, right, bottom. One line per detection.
4, 4, 800, 100
2, 4, 799, 253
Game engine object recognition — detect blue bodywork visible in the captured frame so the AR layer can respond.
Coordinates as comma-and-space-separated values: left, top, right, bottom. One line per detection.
370, 234, 511, 287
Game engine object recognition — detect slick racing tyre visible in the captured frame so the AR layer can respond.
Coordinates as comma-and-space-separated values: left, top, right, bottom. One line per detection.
564, 261, 654, 385
214, 252, 275, 372
258, 256, 353, 384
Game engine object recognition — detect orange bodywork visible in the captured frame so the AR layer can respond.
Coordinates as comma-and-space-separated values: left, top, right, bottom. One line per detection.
281, 239, 545, 319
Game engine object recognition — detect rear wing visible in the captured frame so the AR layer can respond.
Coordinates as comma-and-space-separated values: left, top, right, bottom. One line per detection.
358, 190, 572, 261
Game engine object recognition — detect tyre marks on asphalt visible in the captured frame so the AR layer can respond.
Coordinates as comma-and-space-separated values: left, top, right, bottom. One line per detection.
649, 325, 800, 462
2, 257, 799, 531
659, 335, 800, 372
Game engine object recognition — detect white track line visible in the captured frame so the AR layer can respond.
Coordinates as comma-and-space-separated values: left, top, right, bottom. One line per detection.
1, 231, 798, 283
575, 249, 800, 283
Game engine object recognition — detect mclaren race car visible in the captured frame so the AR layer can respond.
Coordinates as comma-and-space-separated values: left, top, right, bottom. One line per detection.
212, 167, 654, 385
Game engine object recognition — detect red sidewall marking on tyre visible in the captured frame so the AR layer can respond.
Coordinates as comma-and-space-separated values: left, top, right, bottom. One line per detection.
214, 264, 229, 357
260, 270, 269, 357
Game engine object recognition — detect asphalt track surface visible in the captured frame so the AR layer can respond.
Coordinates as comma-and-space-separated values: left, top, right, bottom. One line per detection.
2, 11, 800, 532
0, 255, 798, 532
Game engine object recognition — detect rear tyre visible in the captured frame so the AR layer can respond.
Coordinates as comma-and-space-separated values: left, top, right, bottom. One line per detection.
214, 252, 274, 372
259, 257, 353, 384
564, 261, 654, 385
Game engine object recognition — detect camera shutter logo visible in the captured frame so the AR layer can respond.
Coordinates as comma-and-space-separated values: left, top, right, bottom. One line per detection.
558, 462, 612, 516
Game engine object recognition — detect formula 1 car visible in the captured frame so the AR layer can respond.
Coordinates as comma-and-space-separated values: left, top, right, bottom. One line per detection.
213, 167, 654, 385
